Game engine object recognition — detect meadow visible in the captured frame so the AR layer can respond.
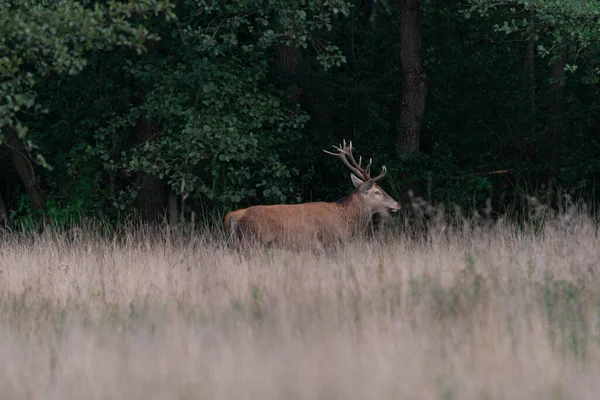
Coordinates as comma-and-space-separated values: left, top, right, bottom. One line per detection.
1, 203, 599, 399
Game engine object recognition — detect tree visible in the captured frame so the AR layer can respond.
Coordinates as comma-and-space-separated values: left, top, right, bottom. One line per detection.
397, 0, 427, 154
0, 0, 175, 212
92, 0, 352, 218
465, 0, 600, 199
5, 0, 600, 229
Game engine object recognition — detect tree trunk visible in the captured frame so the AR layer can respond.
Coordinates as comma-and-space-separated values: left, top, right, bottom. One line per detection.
547, 41, 567, 190
133, 117, 167, 224
0, 192, 9, 227
168, 192, 178, 226
4, 128, 46, 211
525, 12, 536, 131
509, 11, 536, 216
397, 0, 427, 154
277, 34, 303, 106
367, 0, 379, 27
127, 39, 168, 225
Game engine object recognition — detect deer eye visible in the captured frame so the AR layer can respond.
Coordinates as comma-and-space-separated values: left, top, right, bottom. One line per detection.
375, 191, 382, 196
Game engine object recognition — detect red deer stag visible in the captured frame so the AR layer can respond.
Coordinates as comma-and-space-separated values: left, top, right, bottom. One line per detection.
223, 140, 401, 250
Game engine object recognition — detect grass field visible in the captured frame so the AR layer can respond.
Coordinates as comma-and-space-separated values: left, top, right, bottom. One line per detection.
1, 206, 599, 399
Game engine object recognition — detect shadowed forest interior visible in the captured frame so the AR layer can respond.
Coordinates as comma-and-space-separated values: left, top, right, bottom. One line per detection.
2, 0, 600, 230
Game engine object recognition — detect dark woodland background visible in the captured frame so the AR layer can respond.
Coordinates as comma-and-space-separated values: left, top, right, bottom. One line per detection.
2, 0, 599, 231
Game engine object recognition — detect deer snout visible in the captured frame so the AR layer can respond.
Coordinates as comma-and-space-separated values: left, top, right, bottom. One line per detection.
389, 202, 401, 212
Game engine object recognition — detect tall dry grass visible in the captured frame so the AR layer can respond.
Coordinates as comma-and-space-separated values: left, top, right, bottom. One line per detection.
0, 206, 599, 399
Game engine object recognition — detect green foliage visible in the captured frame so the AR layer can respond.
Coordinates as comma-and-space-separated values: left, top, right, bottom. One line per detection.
3, 0, 600, 227
461, 0, 600, 210
0, 0, 175, 168
465, 0, 600, 74
86, 0, 352, 210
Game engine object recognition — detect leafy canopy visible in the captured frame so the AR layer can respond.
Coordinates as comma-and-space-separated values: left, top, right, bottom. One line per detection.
0, 0, 175, 167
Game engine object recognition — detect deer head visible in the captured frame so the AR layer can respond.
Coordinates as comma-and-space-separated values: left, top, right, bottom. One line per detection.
323, 140, 401, 215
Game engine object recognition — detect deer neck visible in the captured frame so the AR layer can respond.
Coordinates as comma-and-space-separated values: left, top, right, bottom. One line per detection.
335, 192, 372, 231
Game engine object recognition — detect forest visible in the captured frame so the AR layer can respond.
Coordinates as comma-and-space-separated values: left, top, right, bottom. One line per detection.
2, 0, 600, 230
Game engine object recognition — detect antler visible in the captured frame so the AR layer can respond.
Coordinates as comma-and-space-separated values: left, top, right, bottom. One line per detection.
323, 139, 387, 182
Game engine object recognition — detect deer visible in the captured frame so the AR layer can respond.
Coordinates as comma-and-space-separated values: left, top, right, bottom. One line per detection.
223, 140, 401, 251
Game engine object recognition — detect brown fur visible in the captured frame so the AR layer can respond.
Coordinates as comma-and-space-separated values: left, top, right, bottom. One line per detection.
225, 181, 400, 251
223, 209, 247, 231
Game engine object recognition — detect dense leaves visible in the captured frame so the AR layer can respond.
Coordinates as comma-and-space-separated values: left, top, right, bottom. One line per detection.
0, 0, 175, 165
1, 0, 600, 228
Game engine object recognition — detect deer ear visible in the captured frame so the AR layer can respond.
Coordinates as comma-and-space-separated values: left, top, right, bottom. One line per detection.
358, 180, 373, 193
350, 173, 364, 188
